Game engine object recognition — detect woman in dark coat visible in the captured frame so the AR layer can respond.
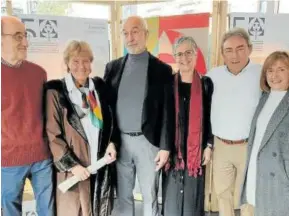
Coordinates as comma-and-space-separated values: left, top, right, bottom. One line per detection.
162, 36, 214, 216
45, 40, 117, 216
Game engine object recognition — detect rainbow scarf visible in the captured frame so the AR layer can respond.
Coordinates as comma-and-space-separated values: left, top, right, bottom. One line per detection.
87, 91, 103, 129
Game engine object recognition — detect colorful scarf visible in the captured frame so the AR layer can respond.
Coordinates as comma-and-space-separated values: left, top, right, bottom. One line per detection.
72, 75, 103, 129
87, 91, 103, 129
167, 72, 203, 177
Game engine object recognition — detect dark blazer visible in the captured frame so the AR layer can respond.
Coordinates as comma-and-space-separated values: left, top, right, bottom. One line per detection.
103, 53, 174, 151
45, 77, 116, 216
240, 90, 289, 216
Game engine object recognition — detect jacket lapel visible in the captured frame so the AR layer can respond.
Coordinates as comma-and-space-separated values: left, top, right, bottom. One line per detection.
141, 53, 155, 126
112, 55, 128, 92
242, 92, 268, 194
59, 79, 89, 143
113, 52, 154, 127
248, 93, 268, 147
259, 90, 289, 152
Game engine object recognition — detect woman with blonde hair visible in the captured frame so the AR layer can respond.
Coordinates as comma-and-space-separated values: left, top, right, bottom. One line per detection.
240, 51, 289, 216
45, 40, 117, 216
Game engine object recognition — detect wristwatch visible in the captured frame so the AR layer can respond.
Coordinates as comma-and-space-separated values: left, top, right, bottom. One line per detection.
206, 143, 213, 150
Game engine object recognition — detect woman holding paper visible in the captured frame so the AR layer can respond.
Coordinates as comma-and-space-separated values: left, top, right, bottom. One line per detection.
45, 40, 117, 216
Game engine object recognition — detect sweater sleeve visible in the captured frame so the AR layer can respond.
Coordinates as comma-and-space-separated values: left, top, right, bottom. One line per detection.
45, 89, 80, 172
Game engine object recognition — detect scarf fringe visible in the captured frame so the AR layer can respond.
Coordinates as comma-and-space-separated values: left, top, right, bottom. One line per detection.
167, 72, 203, 178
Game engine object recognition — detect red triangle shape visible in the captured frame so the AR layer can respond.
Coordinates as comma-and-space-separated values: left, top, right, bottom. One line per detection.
164, 30, 183, 44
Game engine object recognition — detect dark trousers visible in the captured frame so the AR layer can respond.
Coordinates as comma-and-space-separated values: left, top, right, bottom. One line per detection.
163, 169, 205, 216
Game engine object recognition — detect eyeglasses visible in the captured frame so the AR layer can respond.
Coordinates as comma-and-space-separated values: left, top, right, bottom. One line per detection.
2, 32, 28, 42
122, 29, 146, 38
174, 50, 195, 58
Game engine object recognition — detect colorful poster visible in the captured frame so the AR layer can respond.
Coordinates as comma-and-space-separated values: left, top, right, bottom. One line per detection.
124, 13, 210, 74
230, 13, 289, 63
158, 13, 209, 74
146, 17, 159, 55
18, 15, 109, 80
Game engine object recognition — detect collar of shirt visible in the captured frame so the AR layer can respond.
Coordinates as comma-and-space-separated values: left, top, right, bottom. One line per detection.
65, 73, 95, 93
1, 58, 23, 68
65, 73, 96, 108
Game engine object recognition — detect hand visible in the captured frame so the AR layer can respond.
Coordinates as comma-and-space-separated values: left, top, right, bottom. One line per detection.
105, 142, 117, 164
202, 147, 212, 165
71, 165, 90, 181
154, 150, 170, 171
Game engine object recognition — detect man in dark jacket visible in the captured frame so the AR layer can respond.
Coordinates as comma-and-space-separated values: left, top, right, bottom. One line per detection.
104, 16, 174, 216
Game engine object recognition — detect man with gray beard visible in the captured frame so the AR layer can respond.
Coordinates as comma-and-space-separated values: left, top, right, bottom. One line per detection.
103, 16, 174, 216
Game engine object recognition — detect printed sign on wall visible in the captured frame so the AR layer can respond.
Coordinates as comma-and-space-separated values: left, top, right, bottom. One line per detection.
230, 13, 289, 63
18, 15, 110, 80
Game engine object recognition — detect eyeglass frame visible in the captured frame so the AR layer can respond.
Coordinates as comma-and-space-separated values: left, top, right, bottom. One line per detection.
121, 27, 147, 38
174, 49, 196, 58
1, 31, 28, 42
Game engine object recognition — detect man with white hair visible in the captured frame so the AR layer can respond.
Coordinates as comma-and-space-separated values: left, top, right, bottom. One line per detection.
104, 16, 174, 216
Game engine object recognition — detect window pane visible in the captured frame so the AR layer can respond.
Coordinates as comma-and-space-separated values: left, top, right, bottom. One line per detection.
34, 1, 70, 16
258, 0, 267, 13
6, 0, 25, 15
10, 0, 109, 19
122, 0, 212, 19
67, 3, 109, 19
228, 0, 259, 13
11, 0, 70, 16
278, 0, 289, 13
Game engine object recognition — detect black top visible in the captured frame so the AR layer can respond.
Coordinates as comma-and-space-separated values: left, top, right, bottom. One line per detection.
169, 74, 214, 172
179, 81, 191, 163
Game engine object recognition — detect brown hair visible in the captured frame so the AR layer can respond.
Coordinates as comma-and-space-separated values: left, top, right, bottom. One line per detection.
260, 51, 289, 92
221, 28, 252, 53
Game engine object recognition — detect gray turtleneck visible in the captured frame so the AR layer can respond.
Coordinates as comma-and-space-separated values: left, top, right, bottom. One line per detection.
116, 51, 149, 133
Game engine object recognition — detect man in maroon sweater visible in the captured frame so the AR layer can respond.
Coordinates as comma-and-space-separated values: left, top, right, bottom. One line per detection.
1, 16, 54, 216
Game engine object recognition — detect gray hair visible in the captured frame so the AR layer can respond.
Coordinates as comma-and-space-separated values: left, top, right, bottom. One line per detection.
221, 27, 252, 52
122, 16, 148, 31
173, 36, 198, 55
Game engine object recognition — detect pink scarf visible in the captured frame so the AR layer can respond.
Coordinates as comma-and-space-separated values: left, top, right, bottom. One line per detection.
168, 72, 203, 177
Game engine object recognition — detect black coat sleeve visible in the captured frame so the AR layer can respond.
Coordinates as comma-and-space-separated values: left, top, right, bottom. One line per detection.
202, 76, 214, 146
102, 62, 121, 150
159, 64, 175, 151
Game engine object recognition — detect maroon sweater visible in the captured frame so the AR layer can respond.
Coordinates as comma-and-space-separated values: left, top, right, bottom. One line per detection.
1, 60, 51, 167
